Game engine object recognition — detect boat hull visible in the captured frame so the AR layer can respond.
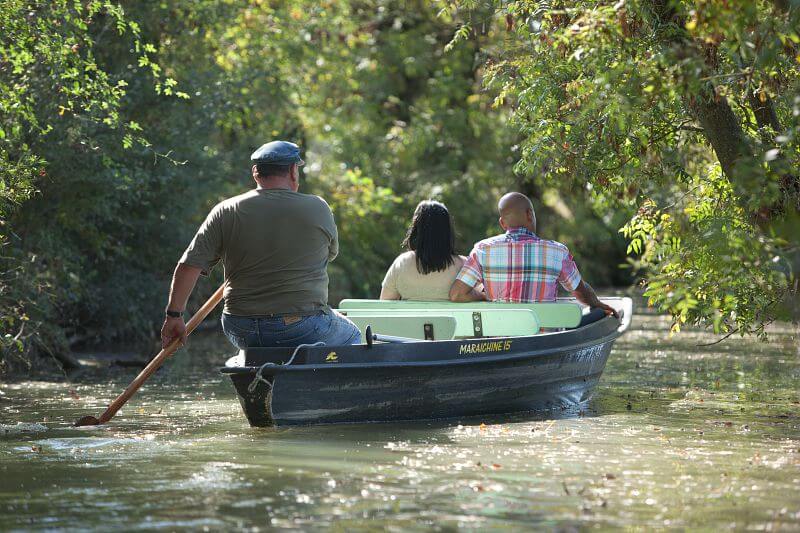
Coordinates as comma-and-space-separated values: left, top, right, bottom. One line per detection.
223, 315, 625, 427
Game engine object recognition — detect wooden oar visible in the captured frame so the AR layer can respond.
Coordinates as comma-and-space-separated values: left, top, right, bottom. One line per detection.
74, 283, 225, 427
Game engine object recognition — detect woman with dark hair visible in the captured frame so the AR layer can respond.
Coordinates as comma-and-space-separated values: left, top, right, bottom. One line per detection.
380, 200, 466, 301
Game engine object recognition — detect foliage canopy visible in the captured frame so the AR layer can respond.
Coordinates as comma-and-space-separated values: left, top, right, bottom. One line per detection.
446, 0, 799, 335
1, 0, 797, 372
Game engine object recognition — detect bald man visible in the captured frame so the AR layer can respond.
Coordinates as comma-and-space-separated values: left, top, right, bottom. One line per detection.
449, 192, 617, 320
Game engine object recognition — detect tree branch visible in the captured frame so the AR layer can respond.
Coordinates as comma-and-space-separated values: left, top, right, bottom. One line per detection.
696, 327, 739, 347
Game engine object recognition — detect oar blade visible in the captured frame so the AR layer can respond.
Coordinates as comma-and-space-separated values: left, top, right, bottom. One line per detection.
74, 415, 101, 427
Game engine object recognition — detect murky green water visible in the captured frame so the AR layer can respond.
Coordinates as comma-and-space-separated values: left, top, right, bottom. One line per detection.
1, 309, 798, 530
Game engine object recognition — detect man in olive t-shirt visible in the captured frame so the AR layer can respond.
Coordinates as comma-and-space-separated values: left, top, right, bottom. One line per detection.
160, 141, 361, 349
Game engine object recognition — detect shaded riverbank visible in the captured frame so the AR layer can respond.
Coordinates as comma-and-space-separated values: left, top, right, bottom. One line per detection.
1, 306, 798, 530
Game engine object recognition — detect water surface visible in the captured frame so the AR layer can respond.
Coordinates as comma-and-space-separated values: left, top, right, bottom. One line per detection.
1, 308, 798, 530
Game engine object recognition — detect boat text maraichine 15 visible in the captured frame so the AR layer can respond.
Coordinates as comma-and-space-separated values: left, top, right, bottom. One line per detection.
220, 297, 633, 426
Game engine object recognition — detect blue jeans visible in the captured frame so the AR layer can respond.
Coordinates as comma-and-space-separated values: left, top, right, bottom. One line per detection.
221, 311, 361, 349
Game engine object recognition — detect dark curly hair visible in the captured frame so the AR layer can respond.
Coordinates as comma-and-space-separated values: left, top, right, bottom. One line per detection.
402, 200, 457, 274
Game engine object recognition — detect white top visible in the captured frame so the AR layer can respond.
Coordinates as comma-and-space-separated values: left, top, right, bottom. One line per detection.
381, 251, 465, 301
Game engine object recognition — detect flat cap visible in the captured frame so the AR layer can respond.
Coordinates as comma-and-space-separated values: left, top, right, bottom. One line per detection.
250, 140, 304, 166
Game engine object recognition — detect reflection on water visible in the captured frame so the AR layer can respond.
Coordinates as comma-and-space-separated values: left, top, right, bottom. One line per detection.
1, 309, 798, 530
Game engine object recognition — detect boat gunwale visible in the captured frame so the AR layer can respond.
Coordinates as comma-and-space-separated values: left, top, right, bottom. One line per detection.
220, 316, 623, 375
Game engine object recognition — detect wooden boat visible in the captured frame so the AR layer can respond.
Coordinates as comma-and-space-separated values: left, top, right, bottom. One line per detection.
221, 297, 633, 426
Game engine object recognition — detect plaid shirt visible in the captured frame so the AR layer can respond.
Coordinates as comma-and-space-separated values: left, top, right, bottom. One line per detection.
456, 228, 582, 302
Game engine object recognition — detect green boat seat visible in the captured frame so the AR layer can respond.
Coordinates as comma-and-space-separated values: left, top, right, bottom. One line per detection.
345, 314, 456, 341
341, 309, 539, 338
339, 299, 581, 329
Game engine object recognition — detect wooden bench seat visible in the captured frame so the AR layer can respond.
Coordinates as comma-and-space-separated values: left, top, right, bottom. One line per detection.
340, 308, 540, 339
345, 314, 456, 341
339, 299, 582, 329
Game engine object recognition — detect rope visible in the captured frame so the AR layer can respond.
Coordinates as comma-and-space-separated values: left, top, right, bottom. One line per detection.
247, 342, 326, 393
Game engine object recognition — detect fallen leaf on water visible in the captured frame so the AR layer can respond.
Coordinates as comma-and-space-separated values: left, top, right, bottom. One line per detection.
605, 473, 616, 480
68, 389, 80, 400
492, 463, 502, 469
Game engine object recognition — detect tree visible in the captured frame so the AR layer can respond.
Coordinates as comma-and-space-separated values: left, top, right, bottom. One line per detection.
446, 0, 800, 335
0, 0, 170, 367
2, 0, 633, 373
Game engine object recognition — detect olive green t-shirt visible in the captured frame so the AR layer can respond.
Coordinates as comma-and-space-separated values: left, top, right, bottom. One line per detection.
179, 188, 338, 316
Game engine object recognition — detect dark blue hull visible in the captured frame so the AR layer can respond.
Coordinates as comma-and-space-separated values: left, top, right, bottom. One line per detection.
222, 316, 623, 426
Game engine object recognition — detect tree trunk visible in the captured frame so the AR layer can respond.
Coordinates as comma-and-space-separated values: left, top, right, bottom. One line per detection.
647, 0, 759, 205
747, 90, 800, 216
748, 91, 782, 133
685, 90, 754, 183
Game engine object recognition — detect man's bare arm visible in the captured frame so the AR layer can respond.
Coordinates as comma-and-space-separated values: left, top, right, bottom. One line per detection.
166, 263, 202, 312
160, 263, 203, 348
571, 280, 618, 318
449, 279, 486, 302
